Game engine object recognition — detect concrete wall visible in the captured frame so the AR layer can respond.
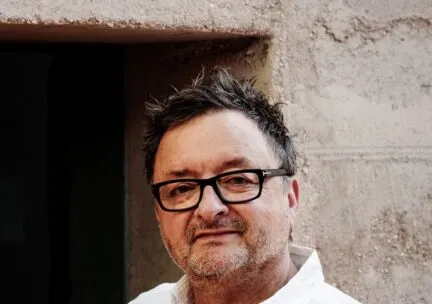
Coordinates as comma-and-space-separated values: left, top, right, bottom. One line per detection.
2, 0, 431, 303
278, 1, 432, 303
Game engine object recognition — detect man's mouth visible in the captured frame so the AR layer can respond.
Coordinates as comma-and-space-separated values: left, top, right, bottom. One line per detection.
193, 229, 240, 242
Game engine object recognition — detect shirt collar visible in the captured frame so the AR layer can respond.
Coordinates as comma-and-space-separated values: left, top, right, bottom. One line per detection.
172, 244, 322, 304
172, 273, 192, 303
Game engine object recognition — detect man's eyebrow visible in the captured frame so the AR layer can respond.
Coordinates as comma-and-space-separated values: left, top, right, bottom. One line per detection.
166, 168, 196, 179
216, 157, 254, 172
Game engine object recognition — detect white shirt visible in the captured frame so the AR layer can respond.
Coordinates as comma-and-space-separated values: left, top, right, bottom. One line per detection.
130, 245, 361, 304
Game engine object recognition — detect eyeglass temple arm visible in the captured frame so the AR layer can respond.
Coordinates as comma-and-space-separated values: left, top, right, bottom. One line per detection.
262, 168, 293, 177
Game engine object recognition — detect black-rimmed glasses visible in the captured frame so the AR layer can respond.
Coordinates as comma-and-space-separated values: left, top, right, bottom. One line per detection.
151, 168, 292, 212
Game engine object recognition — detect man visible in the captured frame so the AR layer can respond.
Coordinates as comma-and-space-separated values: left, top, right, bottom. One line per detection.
131, 68, 360, 303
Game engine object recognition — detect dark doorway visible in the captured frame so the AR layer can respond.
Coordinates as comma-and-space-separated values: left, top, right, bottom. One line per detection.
0, 45, 125, 304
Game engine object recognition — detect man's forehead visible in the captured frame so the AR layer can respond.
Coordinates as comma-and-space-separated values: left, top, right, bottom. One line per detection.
152, 110, 277, 180
159, 110, 264, 146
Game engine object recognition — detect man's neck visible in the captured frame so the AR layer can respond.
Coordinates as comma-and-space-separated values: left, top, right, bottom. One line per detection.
189, 247, 298, 304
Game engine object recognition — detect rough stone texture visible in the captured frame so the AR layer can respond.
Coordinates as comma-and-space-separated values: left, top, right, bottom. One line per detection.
2, 0, 431, 303
278, 1, 432, 303
0, 0, 278, 40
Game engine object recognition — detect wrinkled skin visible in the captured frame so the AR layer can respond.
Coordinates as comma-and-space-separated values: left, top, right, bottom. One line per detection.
153, 110, 300, 303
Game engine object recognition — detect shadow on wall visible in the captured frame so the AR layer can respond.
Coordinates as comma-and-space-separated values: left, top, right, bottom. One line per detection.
0, 46, 125, 304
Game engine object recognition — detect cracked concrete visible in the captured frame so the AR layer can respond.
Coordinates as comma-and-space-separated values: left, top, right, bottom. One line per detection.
2, 0, 431, 303
280, 1, 432, 303
315, 16, 432, 44
0, 0, 280, 41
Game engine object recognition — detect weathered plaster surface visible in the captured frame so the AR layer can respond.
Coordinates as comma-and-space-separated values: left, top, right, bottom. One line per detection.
2, 0, 431, 303
0, 0, 280, 36
276, 1, 432, 303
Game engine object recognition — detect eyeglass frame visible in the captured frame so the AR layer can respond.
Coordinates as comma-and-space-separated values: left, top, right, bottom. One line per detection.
151, 168, 293, 212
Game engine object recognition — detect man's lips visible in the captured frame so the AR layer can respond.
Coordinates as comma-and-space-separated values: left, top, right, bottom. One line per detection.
193, 229, 240, 241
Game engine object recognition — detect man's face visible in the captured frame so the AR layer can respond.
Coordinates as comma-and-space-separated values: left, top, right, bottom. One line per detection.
152, 110, 299, 278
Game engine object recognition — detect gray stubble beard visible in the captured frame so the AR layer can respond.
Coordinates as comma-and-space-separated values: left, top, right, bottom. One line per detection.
187, 238, 251, 278
161, 211, 291, 281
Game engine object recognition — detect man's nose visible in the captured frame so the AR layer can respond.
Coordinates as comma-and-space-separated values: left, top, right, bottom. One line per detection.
194, 185, 229, 221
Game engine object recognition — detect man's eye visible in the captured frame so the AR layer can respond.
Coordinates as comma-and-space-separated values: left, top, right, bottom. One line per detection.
225, 176, 250, 185
171, 184, 195, 196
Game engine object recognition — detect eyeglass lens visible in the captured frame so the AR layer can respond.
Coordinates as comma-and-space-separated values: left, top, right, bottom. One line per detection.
158, 171, 261, 210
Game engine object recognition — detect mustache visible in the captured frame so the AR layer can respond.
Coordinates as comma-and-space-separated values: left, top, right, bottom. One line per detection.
186, 217, 248, 244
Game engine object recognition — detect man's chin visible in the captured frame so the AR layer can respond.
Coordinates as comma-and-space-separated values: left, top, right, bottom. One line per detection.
187, 247, 248, 277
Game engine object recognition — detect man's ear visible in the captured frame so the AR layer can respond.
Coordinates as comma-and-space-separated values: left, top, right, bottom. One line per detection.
288, 178, 300, 216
